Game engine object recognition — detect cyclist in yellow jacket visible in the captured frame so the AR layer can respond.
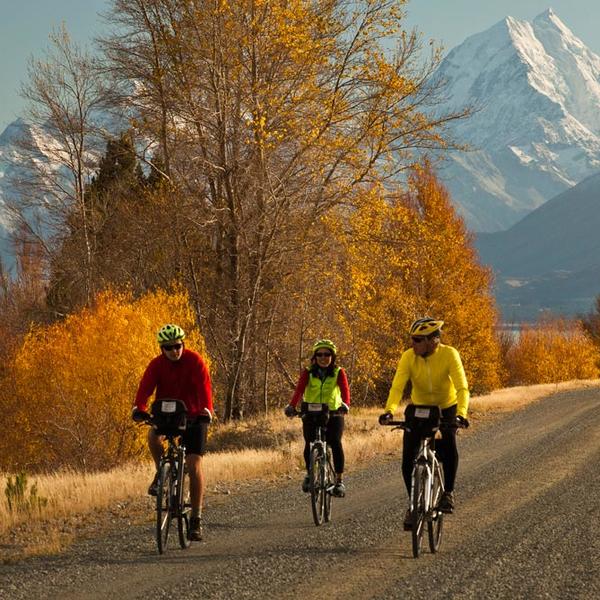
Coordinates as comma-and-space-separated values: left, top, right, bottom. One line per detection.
379, 317, 469, 528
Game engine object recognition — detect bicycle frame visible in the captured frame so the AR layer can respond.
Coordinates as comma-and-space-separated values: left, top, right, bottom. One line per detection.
410, 436, 440, 517
299, 408, 335, 526
383, 412, 447, 558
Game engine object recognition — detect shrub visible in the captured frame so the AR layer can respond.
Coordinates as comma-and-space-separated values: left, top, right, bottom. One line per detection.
505, 317, 599, 385
2, 286, 210, 472
5, 472, 48, 515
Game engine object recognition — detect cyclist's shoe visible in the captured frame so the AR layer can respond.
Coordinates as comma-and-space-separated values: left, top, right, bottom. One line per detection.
439, 491, 455, 514
147, 472, 159, 496
403, 508, 412, 531
189, 517, 203, 541
332, 482, 346, 498
302, 475, 310, 493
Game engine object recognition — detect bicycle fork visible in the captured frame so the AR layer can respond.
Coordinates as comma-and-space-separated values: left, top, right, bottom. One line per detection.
411, 451, 433, 516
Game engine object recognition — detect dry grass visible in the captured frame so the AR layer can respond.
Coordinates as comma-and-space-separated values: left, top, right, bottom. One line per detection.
2, 379, 599, 549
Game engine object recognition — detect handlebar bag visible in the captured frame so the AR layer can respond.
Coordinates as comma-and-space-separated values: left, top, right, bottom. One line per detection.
151, 398, 188, 436
404, 404, 441, 437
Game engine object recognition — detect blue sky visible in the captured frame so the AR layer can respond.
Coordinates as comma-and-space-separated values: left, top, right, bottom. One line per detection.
0, 1, 598, 132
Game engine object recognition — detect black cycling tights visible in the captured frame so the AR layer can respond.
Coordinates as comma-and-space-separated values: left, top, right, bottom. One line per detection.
402, 404, 459, 494
302, 415, 345, 474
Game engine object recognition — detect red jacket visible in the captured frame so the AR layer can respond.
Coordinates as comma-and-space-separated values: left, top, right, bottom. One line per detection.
135, 348, 213, 418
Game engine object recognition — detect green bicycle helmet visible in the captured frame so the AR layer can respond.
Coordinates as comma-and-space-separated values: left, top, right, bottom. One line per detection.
157, 323, 185, 345
312, 338, 337, 355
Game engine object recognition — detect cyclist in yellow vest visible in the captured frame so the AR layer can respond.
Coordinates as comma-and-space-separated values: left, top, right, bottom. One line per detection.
379, 318, 469, 529
284, 339, 350, 497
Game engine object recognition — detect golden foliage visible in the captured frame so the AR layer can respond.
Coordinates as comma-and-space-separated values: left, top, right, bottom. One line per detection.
1, 287, 209, 472
505, 317, 599, 385
331, 163, 502, 400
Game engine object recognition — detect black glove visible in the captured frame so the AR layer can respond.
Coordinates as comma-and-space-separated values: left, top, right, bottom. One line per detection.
284, 405, 297, 418
378, 412, 393, 425
131, 408, 150, 423
456, 415, 469, 428
338, 403, 349, 415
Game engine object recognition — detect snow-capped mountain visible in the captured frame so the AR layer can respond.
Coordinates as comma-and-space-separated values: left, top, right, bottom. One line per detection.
435, 9, 600, 232
0, 118, 67, 270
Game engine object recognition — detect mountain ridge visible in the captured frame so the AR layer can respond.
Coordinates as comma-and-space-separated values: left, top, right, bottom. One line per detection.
435, 9, 600, 232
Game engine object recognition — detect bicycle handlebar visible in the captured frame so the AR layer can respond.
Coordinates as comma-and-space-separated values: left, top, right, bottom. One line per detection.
381, 420, 466, 430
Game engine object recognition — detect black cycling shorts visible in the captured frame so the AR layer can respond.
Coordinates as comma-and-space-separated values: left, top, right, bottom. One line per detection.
152, 418, 209, 456
182, 419, 209, 456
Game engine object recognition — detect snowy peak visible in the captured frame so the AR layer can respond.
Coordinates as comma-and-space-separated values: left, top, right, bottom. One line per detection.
435, 10, 600, 231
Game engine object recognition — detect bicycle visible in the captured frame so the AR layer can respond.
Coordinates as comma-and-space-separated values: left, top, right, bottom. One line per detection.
144, 398, 192, 554
296, 404, 336, 526
382, 404, 464, 558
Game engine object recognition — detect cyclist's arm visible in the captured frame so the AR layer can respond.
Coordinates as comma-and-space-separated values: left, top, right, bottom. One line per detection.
448, 347, 470, 418
337, 368, 350, 409
134, 360, 159, 412
384, 351, 411, 414
196, 356, 214, 417
289, 369, 310, 408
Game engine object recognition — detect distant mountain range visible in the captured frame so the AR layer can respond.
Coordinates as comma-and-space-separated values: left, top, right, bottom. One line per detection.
435, 9, 600, 232
475, 171, 600, 320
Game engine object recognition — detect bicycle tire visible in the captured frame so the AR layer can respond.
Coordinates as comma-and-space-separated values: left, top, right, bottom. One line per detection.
156, 461, 174, 554
411, 464, 427, 558
309, 445, 325, 526
177, 459, 191, 549
428, 459, 444, 553
324, 446, 334, 523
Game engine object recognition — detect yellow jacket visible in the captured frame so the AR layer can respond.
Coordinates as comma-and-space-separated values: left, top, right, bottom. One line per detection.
385, 344, 469, 418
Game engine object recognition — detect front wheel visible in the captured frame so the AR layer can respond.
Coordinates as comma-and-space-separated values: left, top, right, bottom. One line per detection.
428, 459, 445, 553
309, 446, 325, 526
411, 464, 427, 558
177, 460, 191, 549
156, 461, 174, 554
324, 446, 334, 523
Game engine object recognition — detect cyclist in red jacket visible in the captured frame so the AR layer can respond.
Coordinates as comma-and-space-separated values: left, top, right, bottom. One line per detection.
132, 324, 213, 542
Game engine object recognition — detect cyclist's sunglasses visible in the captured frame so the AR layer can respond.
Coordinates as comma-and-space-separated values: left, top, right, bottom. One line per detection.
315, 352, 332, 358
162, 343, 183, 351
411, 333, 436, 343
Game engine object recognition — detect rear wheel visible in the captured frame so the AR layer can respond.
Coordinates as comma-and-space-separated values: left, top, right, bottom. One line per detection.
428, 460, 444, 553
411, 464, 427, 558
309, 446, 325, 526
177, 460, 191, 549
156, 461, 173, 554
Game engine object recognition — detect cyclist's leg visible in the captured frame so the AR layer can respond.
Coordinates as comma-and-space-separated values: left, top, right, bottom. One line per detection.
147, 430, 165, 494
436, 405, 458, 492
148, 429, 164, 469
326, 414, 345, 496
401, 428, 419, 495
183, 420, 209, 515
325, 415, 344, 478
302, 418, 318, 471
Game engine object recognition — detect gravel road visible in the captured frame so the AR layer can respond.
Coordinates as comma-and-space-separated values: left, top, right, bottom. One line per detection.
1, 388, 599, 600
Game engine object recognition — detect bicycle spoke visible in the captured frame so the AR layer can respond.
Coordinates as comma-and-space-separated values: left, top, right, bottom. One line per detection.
411, 464, 426, 558
428, 459, 444, 553
156, 462, 173, 554
309, 446, 324, 526
177, 455, 192, 549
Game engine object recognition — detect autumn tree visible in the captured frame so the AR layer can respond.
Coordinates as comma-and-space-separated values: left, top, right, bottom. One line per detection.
100, 0, 469, 419
2, 287, 208, 472
8, 24, 117, 308
333, 163, 502, 401
506, 317, 599, 385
